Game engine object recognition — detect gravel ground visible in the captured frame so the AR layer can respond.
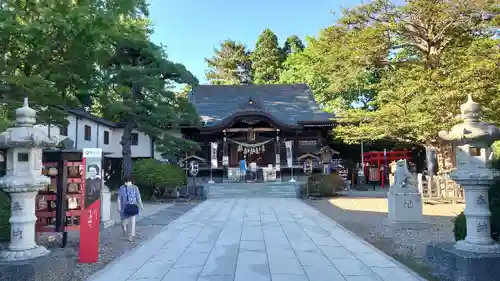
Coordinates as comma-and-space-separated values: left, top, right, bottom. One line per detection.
306, 195, 465, 280
0, 202, 197, 281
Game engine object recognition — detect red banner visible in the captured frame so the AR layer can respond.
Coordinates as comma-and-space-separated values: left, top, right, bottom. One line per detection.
79, 148, 102, 263
79, 199, 100, 263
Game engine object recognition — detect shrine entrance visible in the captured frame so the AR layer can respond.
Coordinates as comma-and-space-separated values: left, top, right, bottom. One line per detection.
180, 84, 337, 183
222, 120, 279, 182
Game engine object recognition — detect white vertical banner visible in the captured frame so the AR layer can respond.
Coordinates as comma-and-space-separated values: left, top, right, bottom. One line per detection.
285, 140, 293, 168
211, 142, 218, 168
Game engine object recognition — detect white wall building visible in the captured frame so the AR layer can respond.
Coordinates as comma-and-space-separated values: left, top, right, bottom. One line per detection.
35, 108, 174, 161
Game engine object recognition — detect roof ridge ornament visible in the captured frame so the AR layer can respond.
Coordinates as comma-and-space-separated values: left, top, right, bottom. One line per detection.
237, 96, 263, 111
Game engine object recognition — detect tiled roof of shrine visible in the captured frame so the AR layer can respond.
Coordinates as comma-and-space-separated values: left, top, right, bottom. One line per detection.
189, 84, 335, 127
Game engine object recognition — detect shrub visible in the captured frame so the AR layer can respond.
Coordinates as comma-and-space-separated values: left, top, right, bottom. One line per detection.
306, 174, 323, 196
318, 173, 346, 196
132, 159, 186, 200
453, 178, 500, 242
306, 173, 345, 197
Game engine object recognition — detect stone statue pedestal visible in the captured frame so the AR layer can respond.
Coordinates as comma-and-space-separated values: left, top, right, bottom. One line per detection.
385, 159, 427, 230
387, 191, 427, 229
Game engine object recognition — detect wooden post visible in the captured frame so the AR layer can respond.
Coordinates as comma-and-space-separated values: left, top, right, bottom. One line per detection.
417, 173, 423, 194
275, 130, 281, 181
436, 174, 442, 199
223, 130, 228, 182
427, 174, 433, 199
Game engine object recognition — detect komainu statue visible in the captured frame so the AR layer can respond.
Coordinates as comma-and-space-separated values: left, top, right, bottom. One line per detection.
391, 159, 417, 190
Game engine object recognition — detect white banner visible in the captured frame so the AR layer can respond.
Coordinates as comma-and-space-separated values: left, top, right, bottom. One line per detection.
211, 142, 218, 168
285, 141, 293, 168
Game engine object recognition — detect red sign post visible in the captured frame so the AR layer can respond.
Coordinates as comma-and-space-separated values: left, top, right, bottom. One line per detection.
79, 148, 102, 263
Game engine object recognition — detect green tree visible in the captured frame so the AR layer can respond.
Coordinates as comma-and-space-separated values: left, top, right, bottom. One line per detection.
205, 40, 252, 84
0, 0, 149, 126
281, 35, 305, 60
280, 26, 382, 113
332, 0, 500, 146
102, 37, 200, 178
283, 0, 499, 147
252, 29, 282, 84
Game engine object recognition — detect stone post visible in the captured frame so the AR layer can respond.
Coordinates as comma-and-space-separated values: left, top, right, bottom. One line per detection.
100, 184, 113, 228
438, 94, 500, 253
0, 98, 58, 261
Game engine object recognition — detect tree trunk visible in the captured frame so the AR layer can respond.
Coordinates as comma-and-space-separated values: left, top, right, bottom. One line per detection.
426, 141, 455, 174
121, 82, 139, 179
121, 121, 134, 179
435, 142, 455, 172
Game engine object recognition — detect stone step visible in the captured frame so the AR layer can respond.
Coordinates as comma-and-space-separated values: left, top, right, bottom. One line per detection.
205, 183, 300, 199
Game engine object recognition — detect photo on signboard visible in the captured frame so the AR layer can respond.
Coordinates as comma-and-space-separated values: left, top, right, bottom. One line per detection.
85, 159, 102, 208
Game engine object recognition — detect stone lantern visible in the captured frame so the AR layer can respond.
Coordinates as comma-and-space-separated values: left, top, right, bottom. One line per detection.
0, 98, 58, 261
438, 94, 500, 253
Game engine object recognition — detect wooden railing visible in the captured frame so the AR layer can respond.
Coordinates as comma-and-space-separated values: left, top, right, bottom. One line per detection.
416, 172, 464, 203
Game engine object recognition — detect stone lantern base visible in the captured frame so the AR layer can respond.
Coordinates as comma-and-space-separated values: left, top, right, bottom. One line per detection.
454, 239, 500, 254
0, 245, 49, 262
426, 242, 500, 281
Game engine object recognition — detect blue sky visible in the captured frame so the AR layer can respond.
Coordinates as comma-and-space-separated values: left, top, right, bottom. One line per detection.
148, 0, 363, 84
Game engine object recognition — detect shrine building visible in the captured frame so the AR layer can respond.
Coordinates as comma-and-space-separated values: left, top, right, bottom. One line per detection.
180, 84, 338, 182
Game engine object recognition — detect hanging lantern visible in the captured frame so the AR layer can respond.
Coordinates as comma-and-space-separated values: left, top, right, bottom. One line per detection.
244, 147, 248, 154
238, 145, 242, 152
262, 145, 265, 152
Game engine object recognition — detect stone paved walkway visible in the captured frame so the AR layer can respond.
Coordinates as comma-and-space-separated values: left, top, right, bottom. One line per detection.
87, 199, 424, 281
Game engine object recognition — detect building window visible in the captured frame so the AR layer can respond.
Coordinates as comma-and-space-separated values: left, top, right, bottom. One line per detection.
104, 131, 110, 145
60, 125, 68, 136
84, 125, 91, 141
131, 133, 138, 146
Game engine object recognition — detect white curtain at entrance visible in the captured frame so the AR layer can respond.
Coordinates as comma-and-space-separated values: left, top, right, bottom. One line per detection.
211, 142, 218, 168
285, 140, 293, 168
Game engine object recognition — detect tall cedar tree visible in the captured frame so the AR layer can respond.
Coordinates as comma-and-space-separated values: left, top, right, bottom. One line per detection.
251, 29, 283, 84
205, 40, 252, 84
281, 35, 305, 61
0, 0, 149, 126
104, 38, 199, 178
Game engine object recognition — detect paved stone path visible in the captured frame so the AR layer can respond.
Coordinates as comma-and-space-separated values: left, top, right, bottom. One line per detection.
88, 199, 424, 281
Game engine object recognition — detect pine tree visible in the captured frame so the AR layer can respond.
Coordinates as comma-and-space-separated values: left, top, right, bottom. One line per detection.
281, 35, 305, 60
251, 29, 282, 84
205, 40, 252, 84
103, 38, 199, 178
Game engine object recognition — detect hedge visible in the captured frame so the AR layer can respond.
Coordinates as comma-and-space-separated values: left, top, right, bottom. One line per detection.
132, 159, 186, 200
